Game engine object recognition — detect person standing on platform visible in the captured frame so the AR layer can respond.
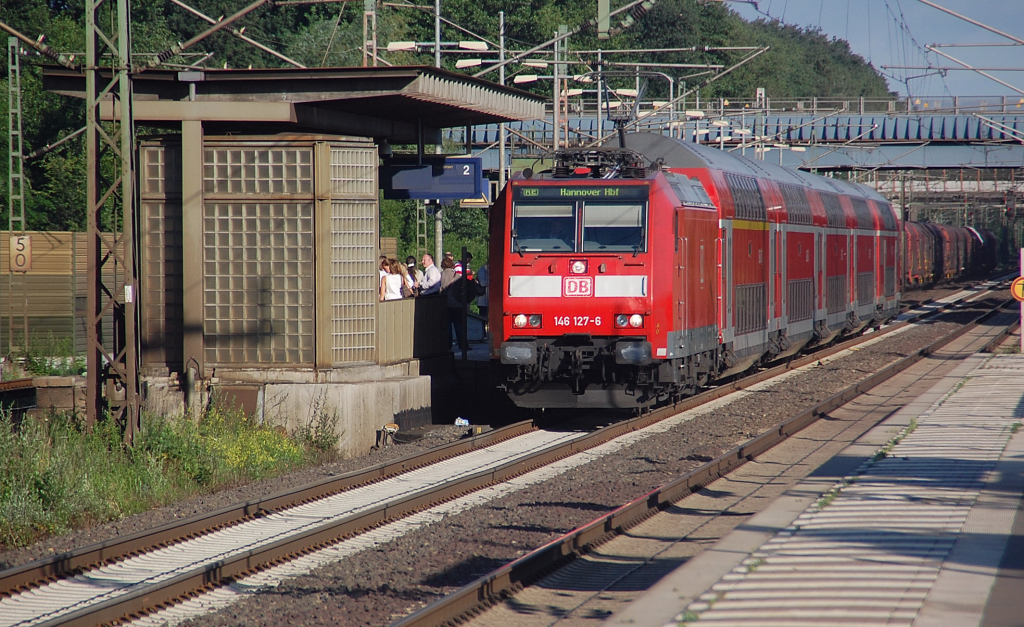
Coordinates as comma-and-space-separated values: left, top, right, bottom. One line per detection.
476, 261, 489, 324
439, 257, 457, 292
440, 257, 468, 353
406, 255, 424, 294
381, 258, 404, 301
420, 253, 441, 295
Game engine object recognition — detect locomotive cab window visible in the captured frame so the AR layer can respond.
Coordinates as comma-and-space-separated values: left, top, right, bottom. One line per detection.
582, 203, 646, 252
512, 203, 576, 252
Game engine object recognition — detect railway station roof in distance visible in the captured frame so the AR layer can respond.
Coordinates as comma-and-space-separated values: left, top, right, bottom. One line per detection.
42, 65, 546, 142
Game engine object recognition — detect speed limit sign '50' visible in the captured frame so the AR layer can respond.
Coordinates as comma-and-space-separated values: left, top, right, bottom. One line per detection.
9, 235, 31, 272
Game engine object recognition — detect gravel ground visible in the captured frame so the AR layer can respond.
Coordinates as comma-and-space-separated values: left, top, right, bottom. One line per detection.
0, 281, 1000, 624
176, 294, 1003, 627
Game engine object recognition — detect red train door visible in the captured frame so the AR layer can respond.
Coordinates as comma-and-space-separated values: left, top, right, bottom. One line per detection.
676, 211, 687, 332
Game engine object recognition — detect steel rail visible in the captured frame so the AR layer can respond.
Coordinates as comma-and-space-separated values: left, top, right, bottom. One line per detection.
390, 295, 1015, 627
0, 377, 33, 392
0, 421, 537, 596
0, 283, 1006, 626
0, 282, 996, 598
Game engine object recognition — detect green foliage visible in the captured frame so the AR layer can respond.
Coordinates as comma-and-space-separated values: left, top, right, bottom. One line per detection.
7, 333, 85, 377
0, 410, 179, 547
283, 5, 413, 68
294, 391, 341, 455
378, 197, 490, 268
1, 0, 892, 233
0, 397, 333, 549
442, 203, 490, 267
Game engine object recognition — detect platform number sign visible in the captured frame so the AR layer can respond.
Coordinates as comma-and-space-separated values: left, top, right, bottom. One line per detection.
9, 235, 31, 272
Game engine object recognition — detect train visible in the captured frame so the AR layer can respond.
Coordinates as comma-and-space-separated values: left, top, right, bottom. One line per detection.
904, 221, 997, 286
488, 132, 997, 409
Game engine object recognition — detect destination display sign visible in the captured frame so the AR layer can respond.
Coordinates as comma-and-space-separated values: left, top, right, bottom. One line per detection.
381, 157, 484, 201
513, 184, 649, 201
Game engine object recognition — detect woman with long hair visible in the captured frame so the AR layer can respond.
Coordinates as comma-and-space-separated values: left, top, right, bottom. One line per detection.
381, 258, 404, 301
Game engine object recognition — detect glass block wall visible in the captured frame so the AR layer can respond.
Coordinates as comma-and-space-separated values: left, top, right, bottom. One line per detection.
203, 201, 315, 364
140, 143, 183, 373
330, 147, 378, 365
330, 200, 376, 363
141, 137, 379, 371
202, 145, 316, 365
198, 141, 378, 368
204, 147, 313, 195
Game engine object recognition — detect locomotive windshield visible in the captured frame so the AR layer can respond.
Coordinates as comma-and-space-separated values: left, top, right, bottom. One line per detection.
511, 203, 576, 252
582, 203, 645, 252
511, 201, 647, 253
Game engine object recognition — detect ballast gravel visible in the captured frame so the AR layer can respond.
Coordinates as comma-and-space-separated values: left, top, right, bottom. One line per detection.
0, 282, 1003, 627
176, 300, 1001, 626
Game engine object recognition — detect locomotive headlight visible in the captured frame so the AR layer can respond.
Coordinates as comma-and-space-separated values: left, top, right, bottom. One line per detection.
629, 314, 644, 328
512, 314, 542, 328
570, 259, 588, 274
615, 314, 629, 328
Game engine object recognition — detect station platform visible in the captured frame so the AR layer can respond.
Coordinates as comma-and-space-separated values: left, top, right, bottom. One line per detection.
609, 351, 1024, 627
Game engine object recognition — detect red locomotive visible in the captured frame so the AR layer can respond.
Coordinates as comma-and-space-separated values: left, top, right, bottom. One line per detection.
489, 132, 991, 409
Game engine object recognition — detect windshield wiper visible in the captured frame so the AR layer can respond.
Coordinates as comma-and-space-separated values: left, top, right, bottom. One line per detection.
633, 230, 646, 257
511, 229, 524, 258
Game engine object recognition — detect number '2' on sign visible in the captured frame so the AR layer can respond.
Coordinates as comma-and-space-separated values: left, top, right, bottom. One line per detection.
9, 235, 31, 272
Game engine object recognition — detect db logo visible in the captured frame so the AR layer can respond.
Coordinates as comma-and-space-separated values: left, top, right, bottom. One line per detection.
563, 276, 593, 297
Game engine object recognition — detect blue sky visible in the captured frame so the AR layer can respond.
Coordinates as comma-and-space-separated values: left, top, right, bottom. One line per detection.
727, 0, 1023, 98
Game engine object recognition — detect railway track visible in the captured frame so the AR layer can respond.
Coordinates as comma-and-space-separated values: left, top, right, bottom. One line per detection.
395, 286, 1019, 627
0, 278, 1013, 627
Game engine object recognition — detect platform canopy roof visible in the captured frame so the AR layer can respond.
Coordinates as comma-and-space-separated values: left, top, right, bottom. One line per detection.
43, 65, 545, 143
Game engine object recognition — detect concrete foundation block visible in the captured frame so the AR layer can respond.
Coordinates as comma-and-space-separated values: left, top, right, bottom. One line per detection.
261, 375, 431, 458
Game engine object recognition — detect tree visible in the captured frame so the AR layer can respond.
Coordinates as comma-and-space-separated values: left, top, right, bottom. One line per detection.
0, 0, 894, 234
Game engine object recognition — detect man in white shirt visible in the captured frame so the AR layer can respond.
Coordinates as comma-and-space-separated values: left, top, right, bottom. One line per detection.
420, 253, 442, 295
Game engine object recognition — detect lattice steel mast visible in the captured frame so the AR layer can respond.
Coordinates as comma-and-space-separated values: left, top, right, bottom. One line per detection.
85, 0, 141, 441
7, 37, 26, 356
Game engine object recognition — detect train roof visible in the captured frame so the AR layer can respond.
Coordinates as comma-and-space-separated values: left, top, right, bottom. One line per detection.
618, 132, 890, 205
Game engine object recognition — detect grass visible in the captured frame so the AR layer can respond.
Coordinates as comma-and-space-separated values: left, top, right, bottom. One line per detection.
745, 557, 766, 573
871, 417, 918, 462
1, 333, 85, 380
813, 418, 921, 513
815, 482, 847, 510
0, 397, 339, 550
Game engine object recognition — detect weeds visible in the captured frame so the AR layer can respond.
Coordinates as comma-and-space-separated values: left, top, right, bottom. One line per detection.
0, 395, 337, 550
4, 333, 86, 378
872, 417, 918, 462
1011, 422, 1022, 434
294, 391, 341, 459
816, 481, 848, 509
